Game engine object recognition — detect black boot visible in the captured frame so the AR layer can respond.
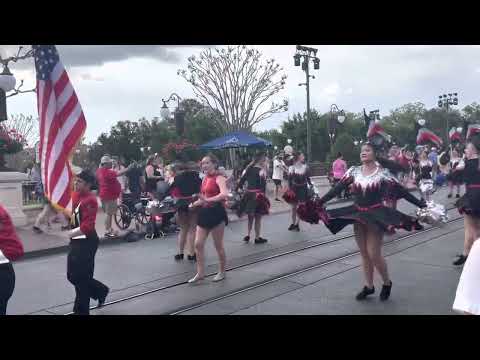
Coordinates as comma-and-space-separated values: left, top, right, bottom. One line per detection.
98, 286, 110, 307
174, 253, 184, 261
254, 237, 268, 244
453, 254, 468, 266
355, 286, 375, 300
380, 281, 393, 301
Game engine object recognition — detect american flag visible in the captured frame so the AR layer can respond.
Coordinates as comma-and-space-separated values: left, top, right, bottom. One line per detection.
33, 45, 86, 213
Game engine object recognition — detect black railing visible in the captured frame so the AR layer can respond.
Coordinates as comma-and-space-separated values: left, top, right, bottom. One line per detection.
22, 181, 44, 206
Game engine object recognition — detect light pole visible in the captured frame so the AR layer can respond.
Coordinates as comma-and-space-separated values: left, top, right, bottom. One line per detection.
438, 92, 458, 145
329, 104, 346, 145
161, 93, 185, 137
294, 45, 320, 163
0, 47, 36, 122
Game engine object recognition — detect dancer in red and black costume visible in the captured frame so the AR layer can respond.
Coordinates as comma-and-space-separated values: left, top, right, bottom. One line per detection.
317, 142, 426, 301
188, 154, 229, 283
236, 153, 270, 244
67, 171, 109, 315
447, 148, 464, 199
283, 152, 312, 231
169, 161, 202, 261
453, 138, 480, 266
0, 205, 24, 315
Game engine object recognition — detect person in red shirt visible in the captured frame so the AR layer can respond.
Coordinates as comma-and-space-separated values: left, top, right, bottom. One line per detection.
0, 204, 24, 315
96, 155, 122, 237
67, 170, 109, 315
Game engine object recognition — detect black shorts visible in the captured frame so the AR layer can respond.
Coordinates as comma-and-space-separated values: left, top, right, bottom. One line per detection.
273, 179, 282, 186
197, 203, 228, 230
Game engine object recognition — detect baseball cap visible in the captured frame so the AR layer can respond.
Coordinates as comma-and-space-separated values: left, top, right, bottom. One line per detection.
101, 155, 112, 164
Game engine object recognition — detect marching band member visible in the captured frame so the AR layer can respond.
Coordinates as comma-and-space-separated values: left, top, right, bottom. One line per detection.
236, 153, 270, 244
283, 152, 312, 232
317, 142, 426, 301
454, 139, 480, 266
188, 154, 229, 283
67, 170, 109, 315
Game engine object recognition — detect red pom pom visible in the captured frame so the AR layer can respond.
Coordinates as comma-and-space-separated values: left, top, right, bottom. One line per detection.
297, 200, 320, 224
282, 189, 297, 204
256, 193, 271, 215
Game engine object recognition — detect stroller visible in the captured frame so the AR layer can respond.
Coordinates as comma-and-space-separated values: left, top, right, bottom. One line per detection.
144, 180, 179, 239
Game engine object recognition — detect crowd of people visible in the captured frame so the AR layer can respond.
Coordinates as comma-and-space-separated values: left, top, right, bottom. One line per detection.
2, 130, 480, 315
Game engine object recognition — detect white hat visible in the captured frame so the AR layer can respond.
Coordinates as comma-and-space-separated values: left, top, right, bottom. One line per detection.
101, 155, 112, 164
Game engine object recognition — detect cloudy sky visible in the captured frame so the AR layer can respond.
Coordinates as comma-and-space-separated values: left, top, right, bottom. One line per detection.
2, 45, 480, 144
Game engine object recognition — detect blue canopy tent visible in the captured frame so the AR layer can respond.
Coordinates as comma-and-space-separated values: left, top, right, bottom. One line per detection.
199, 131, 272, 150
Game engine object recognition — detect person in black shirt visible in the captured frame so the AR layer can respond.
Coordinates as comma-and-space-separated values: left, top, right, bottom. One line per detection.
453, 139, 480, 266
170, 161, 202, 261
236, 153, 270, 244
124, 161, 145, 201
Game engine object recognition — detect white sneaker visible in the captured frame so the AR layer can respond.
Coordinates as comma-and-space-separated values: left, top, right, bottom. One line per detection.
212, 272, 226, 282
188, 273, 205, 284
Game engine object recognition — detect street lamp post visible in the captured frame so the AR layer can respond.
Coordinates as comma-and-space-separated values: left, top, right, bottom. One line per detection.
329, 104, 346, 145
438, 92, 458, 145
294, 45, 320, 163
161, 93, 185, 137
0, 47, 36, 122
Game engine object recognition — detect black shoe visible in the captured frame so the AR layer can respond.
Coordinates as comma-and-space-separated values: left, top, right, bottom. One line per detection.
243, 236, 250, 243
355, 286, 375, 301
448, 194, 452, 198
293, 224, 300, 232
380, 281, 392, 301
456, 194, 460, 198
275, 198, 281, 202
98, 287, 110, 307
254, 237, 268, 244
33, 226, 43, 234
187, 254, 197, 261
174, 253, 184, 261
288, 224, 295, 231
453, 254, 468, 266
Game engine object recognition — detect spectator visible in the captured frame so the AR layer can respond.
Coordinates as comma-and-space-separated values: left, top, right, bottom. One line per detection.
144, 156, 163, 195
428, 147, 438, 179
332, 152, 348, 199
124, 160, 144, 201
272, 154, 288, 201
96, 155, 122, 237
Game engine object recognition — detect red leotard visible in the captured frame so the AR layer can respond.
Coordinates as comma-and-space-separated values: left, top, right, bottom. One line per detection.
201, 174, 221, 198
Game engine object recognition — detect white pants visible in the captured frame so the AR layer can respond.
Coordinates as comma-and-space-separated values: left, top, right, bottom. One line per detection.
453, 239, 480, 315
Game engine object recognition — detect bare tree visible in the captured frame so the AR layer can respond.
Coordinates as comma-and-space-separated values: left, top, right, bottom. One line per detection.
3, 114, 39, 147
178, 46, 288, 134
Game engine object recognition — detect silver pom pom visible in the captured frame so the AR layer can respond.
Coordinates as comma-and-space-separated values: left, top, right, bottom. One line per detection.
416, 200, 448, 225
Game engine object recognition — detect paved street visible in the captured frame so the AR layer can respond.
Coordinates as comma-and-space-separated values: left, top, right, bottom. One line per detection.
7, 186, 466, 315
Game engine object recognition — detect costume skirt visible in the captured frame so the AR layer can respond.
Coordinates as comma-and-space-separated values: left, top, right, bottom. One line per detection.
237, 191, 270, 217
446, 171, 463, 185
197, 203, 228, 230
320, 203, 423, 235
456, 187, 480, 218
